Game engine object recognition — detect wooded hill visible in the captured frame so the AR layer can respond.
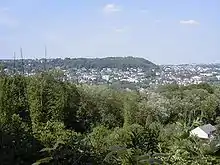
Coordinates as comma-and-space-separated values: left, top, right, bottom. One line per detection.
1, 56, 158, 72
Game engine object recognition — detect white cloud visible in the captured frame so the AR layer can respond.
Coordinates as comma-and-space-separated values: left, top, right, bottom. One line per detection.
103, 4, 121, 13
154, 20, 161, 23
0, 7, 9, 12
113, 26, 129, 33
0, 17, 18, 27
140, 9, 148, 13
114, 28, 125, 33
180, 20, 199, 25
0, 7, 18, 28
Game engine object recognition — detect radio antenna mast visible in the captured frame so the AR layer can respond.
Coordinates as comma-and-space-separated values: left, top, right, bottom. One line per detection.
44, 45, 47, 71
13, 52, 16, 75
20, 47, 25, 75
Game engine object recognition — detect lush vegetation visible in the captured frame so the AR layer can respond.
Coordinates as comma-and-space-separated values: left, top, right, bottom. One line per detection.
1, 70, 220, 164
1, 56, 158, 72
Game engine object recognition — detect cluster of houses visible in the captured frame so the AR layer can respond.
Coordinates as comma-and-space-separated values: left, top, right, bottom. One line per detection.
2, 59, 220, 89
157, 64, 220, 86
64, 64, 220, 88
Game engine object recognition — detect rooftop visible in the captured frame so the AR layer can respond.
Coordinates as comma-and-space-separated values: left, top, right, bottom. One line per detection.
199, 124, 216, 134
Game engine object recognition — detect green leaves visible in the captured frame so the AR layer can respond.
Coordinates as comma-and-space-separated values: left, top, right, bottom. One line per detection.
1, 74, 220, 164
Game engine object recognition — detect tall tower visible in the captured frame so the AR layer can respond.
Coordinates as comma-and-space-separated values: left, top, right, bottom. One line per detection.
13, 52, 16, 75
20, 47, 25, 75
44, 45, 47, 71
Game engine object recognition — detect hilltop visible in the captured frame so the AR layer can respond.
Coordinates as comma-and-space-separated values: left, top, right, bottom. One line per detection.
62, 56, 158, 70
1, 56, 158, 72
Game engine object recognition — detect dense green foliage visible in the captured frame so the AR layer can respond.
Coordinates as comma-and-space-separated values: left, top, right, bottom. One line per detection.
1, 72, 220, 164
1, 56, 158, 72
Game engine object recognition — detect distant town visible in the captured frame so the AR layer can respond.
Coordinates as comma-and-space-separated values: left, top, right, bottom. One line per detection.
1, 57, 220, 90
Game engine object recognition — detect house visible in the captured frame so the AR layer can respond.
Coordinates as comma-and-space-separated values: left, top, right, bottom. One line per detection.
190, 124, 216, 140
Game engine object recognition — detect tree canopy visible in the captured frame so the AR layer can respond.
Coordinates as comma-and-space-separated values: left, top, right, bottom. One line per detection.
1, 73, 220, 164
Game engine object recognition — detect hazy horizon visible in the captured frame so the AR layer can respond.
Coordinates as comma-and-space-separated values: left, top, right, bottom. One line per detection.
0, 0, 219, 64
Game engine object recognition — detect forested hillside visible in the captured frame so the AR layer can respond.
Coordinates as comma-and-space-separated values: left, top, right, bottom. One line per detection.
1, 56, 158, 72
1, 70, 220, 164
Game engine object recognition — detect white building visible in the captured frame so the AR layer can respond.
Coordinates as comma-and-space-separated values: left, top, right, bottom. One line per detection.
190, 124, 216, 140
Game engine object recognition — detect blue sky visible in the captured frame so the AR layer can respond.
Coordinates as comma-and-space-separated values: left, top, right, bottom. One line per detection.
0, 0, 219, 64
